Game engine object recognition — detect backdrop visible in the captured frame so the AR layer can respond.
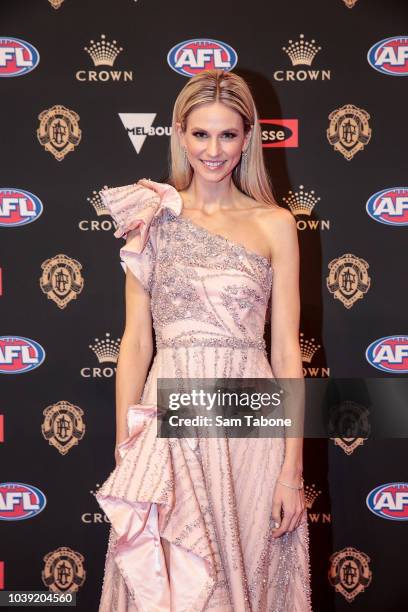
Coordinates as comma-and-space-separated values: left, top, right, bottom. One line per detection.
1, 1, 407, 610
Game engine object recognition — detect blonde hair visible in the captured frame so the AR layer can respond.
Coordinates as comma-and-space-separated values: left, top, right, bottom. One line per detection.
167, 69, 278, 207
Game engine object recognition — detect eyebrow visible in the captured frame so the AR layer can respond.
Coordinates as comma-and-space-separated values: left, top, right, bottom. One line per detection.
190, 127, 239, 132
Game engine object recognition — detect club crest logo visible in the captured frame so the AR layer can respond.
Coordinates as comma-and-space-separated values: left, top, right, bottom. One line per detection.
41, 401, 86, 455
328, 400, 370, 454
39, 254, 84, 309
326, 254, 370, 308
328, 547, 372, 601
37, 105, 81, 161
331, 437, 366, 455
42, 547, 86, 593
327, 104, 371, 160
48, 0, 65, 8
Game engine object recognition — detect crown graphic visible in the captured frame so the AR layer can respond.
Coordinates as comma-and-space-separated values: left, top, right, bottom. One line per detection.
48, 0, 64, 8
300, 333, 321, 363
282, 185, 321, 216
304, 483, 322, 509
84, 34, 123, 67
87, 189, 110, 216
282, 34, 321, 66
90, 483, 101, 497
89, 332, 121, 363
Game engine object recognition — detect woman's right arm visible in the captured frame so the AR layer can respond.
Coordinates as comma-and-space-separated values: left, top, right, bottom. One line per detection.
114, 268, 154, 464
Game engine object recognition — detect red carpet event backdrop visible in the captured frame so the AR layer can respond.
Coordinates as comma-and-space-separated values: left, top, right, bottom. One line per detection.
1, 0, 408, 610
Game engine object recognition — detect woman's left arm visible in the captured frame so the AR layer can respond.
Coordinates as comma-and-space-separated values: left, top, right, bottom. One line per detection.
263, 206, 306, 536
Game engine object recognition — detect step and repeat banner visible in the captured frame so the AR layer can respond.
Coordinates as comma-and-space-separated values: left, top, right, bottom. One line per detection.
1, 1, 407, 610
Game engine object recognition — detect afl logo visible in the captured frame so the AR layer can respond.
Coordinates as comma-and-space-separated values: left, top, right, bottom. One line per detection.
0, 188, 43, 227
167, 39, 238, 77
0, 37, 40, 77
366, 483, 408, 520
368, 36, 408, 76
366, 335, 408, 373
366, 187, 408, 226
0, 336, 46, 374
0, 482, 47, 520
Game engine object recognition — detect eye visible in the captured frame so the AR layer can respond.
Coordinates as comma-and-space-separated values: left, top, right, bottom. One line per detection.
222, 132, 237, 139
192, 131, 207, 138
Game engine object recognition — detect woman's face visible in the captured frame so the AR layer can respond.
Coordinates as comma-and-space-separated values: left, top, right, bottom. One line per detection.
177, 101, 251, 183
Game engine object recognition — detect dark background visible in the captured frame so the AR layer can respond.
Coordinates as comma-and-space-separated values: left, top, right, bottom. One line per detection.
1, 1, 407, 610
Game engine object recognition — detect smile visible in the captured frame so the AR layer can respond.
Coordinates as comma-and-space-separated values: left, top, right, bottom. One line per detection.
200, 160, 226, 169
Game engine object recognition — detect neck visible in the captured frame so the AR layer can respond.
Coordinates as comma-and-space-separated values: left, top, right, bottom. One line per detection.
183, 173, 240, 213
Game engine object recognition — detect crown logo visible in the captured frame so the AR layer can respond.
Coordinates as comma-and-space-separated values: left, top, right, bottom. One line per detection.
84, 34, 123, 67
300, 333, 321, 363
282, 185, 321, 216
48, 0, 65, 8
87, 189, 110, 216
304, 483, 322, 509
90, 483, 101, 497
89, 332, 121, 363
282, 34, 321, 66
343, 0, 358, 7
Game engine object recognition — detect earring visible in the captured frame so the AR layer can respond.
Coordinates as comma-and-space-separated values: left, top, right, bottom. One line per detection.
241, 149, 248, 166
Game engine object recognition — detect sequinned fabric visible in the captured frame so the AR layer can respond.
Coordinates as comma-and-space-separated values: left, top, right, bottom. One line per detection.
95, 179, 312, 611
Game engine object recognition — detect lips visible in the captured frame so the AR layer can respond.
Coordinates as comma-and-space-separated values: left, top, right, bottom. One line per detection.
200, 160, 226, 169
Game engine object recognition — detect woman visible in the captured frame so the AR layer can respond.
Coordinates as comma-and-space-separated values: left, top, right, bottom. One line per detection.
96, 69, 312, 611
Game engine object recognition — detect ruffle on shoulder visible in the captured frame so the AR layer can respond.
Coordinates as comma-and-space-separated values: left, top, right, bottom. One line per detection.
99, 178, 183, 255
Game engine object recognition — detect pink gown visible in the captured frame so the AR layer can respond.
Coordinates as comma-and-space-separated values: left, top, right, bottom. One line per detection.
95, 179, 312, 611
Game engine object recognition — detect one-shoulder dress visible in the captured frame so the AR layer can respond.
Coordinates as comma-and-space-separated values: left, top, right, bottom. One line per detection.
95, 178, 312, 612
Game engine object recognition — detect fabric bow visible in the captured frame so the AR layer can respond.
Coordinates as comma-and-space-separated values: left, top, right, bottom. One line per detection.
99, 178, 183, 254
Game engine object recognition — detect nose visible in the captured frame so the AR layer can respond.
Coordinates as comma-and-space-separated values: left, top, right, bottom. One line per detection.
206, 137, 221, 158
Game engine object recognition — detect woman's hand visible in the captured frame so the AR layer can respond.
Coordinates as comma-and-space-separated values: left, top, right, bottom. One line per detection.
271, 472, 306, 538
115, 445, 122, 466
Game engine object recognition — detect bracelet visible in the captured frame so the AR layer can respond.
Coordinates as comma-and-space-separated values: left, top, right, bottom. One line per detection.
277, 476, 304, 490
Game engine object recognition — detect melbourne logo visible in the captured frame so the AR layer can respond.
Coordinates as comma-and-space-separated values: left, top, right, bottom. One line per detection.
0, 483, 46, 520
366, 187, 408, 226
366, 335, 408, 373
39, 254, 84, 309
368, 36, 408, 76
0, 336, 45, 374
326, 254, 370, 309
366, 483, 408, 520
76, 34, 133, 82
327, 104, 371, 160
119, 113, 171, 154
167, 39, 238, 77
274, 33, 331, 81
0, 37, 40, 77
260, 119, 298, 147
0, 188, 43, 227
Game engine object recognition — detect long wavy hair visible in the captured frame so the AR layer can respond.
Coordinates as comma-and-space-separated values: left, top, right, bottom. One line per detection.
167, 69, 278, 207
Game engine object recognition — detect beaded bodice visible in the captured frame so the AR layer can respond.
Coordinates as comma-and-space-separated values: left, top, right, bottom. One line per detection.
100, 179, 273, 354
